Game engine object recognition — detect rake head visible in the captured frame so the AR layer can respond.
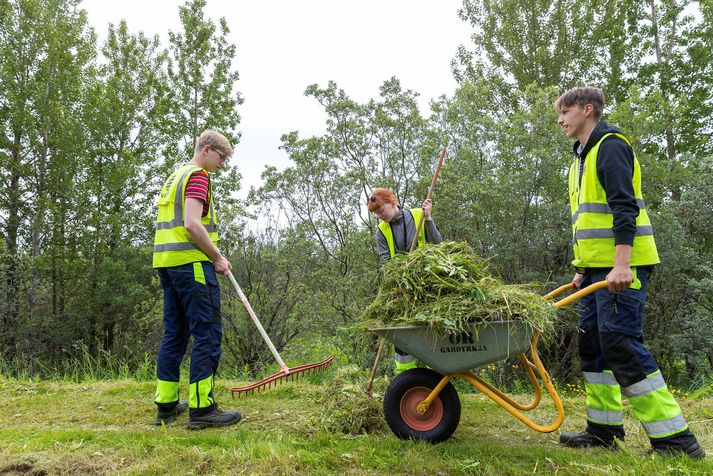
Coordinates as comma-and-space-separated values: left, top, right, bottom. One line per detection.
230, 355, 335, 398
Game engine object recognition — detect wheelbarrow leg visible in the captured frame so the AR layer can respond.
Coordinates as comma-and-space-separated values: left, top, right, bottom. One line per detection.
366, 337, 386, 397
455, 331, 565, 433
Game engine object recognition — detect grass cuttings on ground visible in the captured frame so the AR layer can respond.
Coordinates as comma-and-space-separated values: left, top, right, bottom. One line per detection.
361, 241, 556, 338
315, 365, 388, 435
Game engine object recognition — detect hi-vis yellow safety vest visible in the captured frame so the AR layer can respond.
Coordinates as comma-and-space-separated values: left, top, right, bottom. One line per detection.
153, 163, 218, 268
378, 208, 426, 259
568, 133, 659, 268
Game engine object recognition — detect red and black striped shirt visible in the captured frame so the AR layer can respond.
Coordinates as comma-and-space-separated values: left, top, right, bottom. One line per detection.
184, 170, 210, 217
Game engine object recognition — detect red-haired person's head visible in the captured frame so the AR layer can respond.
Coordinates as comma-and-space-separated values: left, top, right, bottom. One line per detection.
368, 188, 401, 223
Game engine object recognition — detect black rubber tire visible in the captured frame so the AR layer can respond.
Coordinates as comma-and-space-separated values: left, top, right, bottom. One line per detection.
383, 368, 461, 443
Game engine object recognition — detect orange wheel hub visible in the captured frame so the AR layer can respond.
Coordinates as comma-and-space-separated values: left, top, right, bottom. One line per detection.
400, 386, 444, 431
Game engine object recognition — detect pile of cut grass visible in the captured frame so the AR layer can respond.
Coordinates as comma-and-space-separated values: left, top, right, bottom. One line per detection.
361, 242, 556, 337
315, 365, 388, 435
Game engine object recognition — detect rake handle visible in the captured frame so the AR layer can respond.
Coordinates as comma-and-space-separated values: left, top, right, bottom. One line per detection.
409, 146, 447, 252
227, 271, 289, 372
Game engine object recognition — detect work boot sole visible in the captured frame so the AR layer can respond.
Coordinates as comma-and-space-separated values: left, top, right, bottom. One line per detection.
561, 439, 618, 449
560, 432, 618, 449
689, 447, 706, 459
683, 446, 706, 460
156, 415, 179, 425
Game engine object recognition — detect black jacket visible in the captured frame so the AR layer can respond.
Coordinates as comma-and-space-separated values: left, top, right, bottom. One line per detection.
574, 121, 638, 246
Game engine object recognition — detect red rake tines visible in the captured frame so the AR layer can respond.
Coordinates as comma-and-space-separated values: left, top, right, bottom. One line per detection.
227, 271, 336, 398
230, 354, 335, 398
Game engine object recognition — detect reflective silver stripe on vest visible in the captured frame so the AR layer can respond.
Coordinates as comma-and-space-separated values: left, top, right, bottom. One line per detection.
154, 219, 218, 232
153, 242, 203, 253
571, 199, 647, 223
154, 218, 184, 230
622, 373, 666, 398
587, 408, 623, 425
642, 414, 688, 438
575, 225, 654, 240
583, 371, 619, 386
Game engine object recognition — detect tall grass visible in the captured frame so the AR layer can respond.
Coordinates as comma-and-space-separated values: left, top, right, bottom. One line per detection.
2, 340, 711, 401
0, 343, 156, 382
0, 342, 264, 383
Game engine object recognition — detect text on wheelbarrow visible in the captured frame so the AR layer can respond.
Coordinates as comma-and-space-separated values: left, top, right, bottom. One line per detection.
440, 345, 487, 353
439, 332, 487, 353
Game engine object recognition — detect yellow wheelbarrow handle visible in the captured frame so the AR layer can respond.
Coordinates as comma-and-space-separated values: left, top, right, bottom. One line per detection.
416, 280, 610, 433
549, 280, 608, 309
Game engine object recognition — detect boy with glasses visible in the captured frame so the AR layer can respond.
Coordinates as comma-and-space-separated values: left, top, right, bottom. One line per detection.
152, 130, 241, 429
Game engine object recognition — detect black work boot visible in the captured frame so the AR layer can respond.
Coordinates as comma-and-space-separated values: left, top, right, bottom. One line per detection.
560, 422, 624, 449
649, 443, 706, 460
650, 431, 706, 460
187, 407, 241, 430
155, 400, 188, 425
560, 430, 619, 449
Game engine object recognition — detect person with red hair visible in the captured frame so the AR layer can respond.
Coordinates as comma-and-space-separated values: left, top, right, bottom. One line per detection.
368, 187, 442, 373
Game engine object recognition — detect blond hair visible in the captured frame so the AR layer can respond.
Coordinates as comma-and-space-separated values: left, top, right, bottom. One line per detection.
195, 130, 233, 158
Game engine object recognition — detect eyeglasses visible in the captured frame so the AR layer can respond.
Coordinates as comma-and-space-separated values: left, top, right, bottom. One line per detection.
211, 147, 227, 162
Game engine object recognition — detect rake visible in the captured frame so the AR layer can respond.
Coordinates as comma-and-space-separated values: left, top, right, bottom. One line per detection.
227, 271, 334, 398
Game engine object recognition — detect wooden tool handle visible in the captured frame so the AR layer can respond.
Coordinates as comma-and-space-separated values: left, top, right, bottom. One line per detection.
409, 146, 447, 251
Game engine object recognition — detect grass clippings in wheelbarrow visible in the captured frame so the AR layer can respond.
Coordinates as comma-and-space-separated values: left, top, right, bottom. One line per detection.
316, 365, 389, 435
361, 241, 556, 338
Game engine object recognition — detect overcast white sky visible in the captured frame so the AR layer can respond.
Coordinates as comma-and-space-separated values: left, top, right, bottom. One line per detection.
81, 0, 473, 198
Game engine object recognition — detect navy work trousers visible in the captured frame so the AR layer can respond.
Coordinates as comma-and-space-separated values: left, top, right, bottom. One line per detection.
578, 266, 658, 388
156, 261, 222, 412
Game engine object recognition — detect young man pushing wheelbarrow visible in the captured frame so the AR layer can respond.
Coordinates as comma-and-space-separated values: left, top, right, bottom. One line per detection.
554, 87, 705, 459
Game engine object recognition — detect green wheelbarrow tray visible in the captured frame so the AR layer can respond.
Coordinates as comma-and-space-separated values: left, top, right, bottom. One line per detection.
369, 320, 533, 374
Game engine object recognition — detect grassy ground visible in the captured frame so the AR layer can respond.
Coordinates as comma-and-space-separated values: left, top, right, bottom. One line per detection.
1, 371, 711, 475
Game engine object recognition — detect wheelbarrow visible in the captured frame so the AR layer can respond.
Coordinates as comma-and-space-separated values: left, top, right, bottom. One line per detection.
369, 280, 608, 443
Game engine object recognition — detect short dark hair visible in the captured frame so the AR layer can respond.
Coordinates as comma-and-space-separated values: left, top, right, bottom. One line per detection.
554, 87, 605, 120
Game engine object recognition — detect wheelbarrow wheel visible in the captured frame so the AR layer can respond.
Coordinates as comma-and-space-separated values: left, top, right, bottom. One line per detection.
384, 368, 460, 443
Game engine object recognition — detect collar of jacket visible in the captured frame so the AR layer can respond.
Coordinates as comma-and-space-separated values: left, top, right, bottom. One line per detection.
573, 121, 623, 158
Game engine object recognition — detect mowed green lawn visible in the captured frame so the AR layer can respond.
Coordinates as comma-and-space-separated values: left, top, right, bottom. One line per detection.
1, 375, 711, 475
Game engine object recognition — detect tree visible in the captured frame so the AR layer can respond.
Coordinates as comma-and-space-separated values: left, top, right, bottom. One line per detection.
73, 20, 170, 355
244, 78, 438, 371
0, 0, 94, 361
